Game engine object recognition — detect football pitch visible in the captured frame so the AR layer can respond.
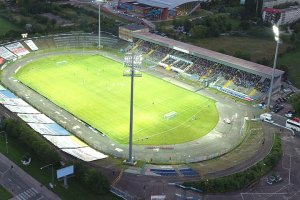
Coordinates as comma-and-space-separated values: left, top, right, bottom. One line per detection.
16, 54, 219, 145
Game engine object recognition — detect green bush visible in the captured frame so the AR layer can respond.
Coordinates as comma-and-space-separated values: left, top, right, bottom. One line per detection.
71, 161, 110, 195
1, 118, 60, 164
1, 118, 110, 195
184, 134, 282, 193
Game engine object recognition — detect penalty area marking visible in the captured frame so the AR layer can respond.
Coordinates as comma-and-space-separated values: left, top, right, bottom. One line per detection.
131, 99, 214, 142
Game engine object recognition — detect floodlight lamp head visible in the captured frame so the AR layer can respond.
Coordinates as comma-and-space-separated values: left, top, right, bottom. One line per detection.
272, 25, 279, 37
133, 54, 142, 65
124, 53, 142, 66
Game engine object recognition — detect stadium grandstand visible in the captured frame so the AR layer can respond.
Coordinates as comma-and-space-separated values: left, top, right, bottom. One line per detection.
0, 31, 285, 102
126, 32, 284, 101
117, 0, 205, 20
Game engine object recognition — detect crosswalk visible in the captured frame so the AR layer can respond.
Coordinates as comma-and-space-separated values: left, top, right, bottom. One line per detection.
15, 187, 43, 200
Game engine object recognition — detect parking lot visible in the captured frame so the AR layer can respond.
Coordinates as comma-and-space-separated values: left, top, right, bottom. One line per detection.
239, 127, 300, 200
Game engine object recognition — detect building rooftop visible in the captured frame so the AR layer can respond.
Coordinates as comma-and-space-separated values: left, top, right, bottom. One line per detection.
120, 24, 147, 31
136, 0, 199, 9
132, 32, 284, 78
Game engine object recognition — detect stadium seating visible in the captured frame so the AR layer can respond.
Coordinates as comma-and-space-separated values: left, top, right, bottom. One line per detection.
150, 168, 178, 176
33, 37, 57, 49
53, 34, 119, 48
128, 40, 271, 101
179, 168, 198, 176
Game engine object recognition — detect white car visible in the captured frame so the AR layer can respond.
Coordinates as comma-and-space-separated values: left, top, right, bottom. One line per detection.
224, 118, 231, 124
285, 113, 293, 118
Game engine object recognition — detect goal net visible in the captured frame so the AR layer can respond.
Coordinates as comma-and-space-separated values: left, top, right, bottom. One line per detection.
164, 111, 177, 120
56, 60, 67, 65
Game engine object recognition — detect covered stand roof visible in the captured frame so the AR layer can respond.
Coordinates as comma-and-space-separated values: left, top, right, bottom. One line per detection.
132, 32, 284, 78
136, 0, 199, 9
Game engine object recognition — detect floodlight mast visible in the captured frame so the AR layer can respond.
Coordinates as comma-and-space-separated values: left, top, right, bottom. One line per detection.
97, 0, 105, 48
124, 53, 142, 164
99, 2, 100, 48
267, 25, 280, 111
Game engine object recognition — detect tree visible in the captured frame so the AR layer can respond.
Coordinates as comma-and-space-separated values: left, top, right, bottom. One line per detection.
256, 57, 271, 66
239, 21, 250, 30
277, 65, 288, 78
183, 19, 192, 32
190, 25, 207, 38
290, 33, 296, 43
234, 51, 251, 61
172, 19, 183, 28
226, 23, 232, 31
207, 22, 219, 37
244, 0, 256, 17
84, 169, 109, 194
289, 93, 300, 115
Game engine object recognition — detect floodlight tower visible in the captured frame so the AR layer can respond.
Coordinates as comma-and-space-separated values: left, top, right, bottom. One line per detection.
267, 25, 280, 111
96, 0, 106, 48
123, 53, 142, 164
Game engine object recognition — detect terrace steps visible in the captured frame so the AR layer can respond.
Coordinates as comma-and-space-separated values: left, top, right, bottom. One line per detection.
171, 59, 180, 66
223, 80, 233, 88
249, 88, 257, 97
146, 49, 155, 56
183, 62, 194, 72
161, 55, 169, 62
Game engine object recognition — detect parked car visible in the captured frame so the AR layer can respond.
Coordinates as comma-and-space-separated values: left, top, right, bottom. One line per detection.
268, 175, 276, 182
275, 175, 282, 183
273, 105, 284, 113
223, 118, 231, 124
266, 180, 273, 185
285, 113, 293, 118
267, 175, 282, 185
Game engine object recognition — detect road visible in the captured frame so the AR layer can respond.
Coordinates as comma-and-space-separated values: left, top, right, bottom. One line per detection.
0, 153, 60, 200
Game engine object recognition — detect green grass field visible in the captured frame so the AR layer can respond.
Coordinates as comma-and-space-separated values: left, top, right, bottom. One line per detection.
279, 45, 300, 88
189, 36, 288, 61
16, 54, 218, 145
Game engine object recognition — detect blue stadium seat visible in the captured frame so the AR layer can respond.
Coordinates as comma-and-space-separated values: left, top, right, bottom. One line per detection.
150, 169, 178, 176
179, 168, 198, 176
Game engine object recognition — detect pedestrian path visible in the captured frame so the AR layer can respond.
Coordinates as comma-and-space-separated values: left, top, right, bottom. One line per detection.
15, 188, 40, 200
0, 153, 60, 200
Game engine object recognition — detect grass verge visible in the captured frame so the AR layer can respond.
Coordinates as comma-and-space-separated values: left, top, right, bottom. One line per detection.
0, 185, 12, 199
184, 133, 282, 193
0, 134, 117, 200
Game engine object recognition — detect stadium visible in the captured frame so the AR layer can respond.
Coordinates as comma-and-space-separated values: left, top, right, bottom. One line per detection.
117, 0, 203, 20
0, 29, 283, 165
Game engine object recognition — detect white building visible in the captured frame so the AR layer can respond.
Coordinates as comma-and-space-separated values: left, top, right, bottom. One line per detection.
263, 0, 300, 8
262, 5, 300, 25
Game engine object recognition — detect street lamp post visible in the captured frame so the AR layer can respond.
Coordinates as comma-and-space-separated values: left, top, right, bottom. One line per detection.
267, 25, 280, 111
123, 53, 142, 164
40, 164, 54, 188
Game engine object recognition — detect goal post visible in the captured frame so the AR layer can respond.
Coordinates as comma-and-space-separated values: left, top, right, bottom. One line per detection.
164, 111, 177, 120
56, 60, 67, 65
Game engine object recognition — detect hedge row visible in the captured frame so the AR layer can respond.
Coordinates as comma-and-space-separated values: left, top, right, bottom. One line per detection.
1, 118, 60, 164
0, 118, 109, 195
183, 134, 282, 193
